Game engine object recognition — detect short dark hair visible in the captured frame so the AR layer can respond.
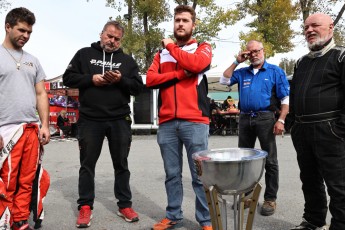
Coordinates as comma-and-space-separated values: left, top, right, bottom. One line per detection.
174, 5, 196, 23
5, 7, 35, 27
102, 21, 125, 36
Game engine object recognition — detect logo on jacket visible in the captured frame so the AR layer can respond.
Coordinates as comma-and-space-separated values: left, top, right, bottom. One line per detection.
90, 59, 122, 68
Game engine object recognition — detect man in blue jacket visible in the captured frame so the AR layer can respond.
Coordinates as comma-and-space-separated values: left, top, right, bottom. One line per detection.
220, 40, 289, 216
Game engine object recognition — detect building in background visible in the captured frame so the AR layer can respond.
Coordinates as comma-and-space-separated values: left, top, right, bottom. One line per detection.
45, 74, 239, 133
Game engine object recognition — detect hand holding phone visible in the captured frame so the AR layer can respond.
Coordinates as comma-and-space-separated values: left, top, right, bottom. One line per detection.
103, 70, 121, 84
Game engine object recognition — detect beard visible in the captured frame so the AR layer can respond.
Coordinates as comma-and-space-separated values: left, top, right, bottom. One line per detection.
10, 36, 26, 49
174, 29, 193, 43
250, 57, 264, 67
307, 35, 330, 51
102, 43, 118, 53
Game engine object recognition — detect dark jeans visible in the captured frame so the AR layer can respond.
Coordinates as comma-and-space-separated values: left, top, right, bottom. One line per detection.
77, 117, 133, 209
291, 121, 345, 230
238, 111, 278, 201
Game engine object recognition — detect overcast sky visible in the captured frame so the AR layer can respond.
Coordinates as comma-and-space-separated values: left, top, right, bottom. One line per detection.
0, 0, 309, 79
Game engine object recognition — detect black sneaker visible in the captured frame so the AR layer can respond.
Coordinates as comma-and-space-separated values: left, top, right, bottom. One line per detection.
290, 219, 328, 230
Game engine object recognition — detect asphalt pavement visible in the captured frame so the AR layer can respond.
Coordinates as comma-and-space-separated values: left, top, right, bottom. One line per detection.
34, 134, 331, 230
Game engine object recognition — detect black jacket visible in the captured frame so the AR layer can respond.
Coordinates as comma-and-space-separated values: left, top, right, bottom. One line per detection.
62, 42, 143, 121
57, 115, 69, 128
289, 45, 345, 136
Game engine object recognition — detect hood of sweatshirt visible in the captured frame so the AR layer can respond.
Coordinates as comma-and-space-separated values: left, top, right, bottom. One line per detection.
91, 41, 124, 74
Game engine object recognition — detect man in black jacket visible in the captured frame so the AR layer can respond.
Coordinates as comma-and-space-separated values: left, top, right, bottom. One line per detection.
63, 20, 143, 228
56, 110, 71, 137
289, 13, 345, 230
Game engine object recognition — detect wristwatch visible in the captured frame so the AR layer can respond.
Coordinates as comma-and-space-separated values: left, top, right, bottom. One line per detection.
278, 119, 285, 125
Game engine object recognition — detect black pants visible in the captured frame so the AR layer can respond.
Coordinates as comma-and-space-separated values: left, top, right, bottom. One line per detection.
291, 120, 345, 230
59, 126, 71, 136
238, 111, 278, 201
77, 117, 133, 209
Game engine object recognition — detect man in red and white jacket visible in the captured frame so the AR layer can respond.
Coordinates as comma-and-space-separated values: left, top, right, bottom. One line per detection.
146, 5, 213, 230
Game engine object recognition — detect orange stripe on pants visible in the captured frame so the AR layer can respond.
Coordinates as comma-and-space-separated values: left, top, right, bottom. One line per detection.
0, 124, 39, 222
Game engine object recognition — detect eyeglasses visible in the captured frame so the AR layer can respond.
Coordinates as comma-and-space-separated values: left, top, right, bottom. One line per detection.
249, 48, 263, 56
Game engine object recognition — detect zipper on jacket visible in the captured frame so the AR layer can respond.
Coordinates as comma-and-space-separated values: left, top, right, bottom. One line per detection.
174, 62, 178, 118
301, 59, 317, 112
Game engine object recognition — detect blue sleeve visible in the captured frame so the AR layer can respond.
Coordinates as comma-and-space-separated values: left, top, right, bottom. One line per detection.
230, 70, 240, 86
275, 67, 290, 99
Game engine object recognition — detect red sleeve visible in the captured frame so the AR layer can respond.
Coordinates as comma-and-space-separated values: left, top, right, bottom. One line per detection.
146, 52, 186, 88
166, 41, 212, 73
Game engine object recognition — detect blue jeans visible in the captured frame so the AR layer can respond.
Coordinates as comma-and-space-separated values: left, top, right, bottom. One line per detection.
157, 120, 211, 226
238, 111, 279, 201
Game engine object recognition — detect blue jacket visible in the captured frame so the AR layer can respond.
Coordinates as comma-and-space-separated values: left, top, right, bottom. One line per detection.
230, 61, 289, 113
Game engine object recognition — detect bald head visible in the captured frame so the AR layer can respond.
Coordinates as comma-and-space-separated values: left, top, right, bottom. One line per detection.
305, 13, 333, 26
304, 13, 334, 51
246, 40, 263, 49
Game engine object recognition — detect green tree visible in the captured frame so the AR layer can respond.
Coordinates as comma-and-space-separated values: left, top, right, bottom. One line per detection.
100, 0, 239, 73
104, 0, 170, 73
236, 0, 298, 58
279, 58, 296, 76
182, 1, 240, 46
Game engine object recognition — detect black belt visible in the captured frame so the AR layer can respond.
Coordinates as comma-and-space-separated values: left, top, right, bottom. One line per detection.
240, 111, 273, 118
295, 110, 341, 123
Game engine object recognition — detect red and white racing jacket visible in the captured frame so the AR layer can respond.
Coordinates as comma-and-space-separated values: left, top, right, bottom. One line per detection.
146, 39, 212, 125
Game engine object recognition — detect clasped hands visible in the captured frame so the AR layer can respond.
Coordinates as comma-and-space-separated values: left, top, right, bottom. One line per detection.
93, 70, 122, 86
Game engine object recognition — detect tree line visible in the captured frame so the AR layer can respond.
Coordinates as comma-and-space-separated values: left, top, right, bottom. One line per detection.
104, 0, 344, 75
1, 0, 344, 75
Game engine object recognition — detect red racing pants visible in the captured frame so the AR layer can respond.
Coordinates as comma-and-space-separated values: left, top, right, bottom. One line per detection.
0, 124, 40, 222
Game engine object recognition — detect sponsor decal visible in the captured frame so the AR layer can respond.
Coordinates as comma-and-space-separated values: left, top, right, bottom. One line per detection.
0, 140, 14, 157
89, 59, 122, 68
23, 62, 34, 67
0, 207, 11, 230
50, 82, 67, 90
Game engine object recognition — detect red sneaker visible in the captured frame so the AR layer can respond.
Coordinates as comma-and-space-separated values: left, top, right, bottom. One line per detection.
117, 207, 139, 222
12, 220, 33, 230
76, 205, 92, 228
151, 218, 183, 230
